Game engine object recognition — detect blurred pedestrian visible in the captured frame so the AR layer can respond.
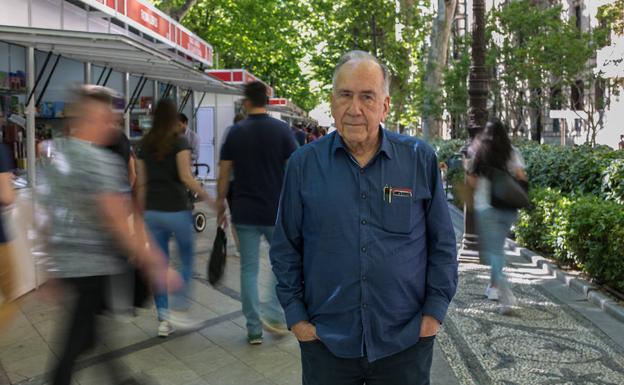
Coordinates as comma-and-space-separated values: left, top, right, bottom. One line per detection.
180, 113, 200, 166
619, 134, 624, 150
216, 81, 296, 345
107, 129, 136, 189
39, 86, 170, 385
292, 122, 307, 147
137, 99, 214, 337
467, 118, 528, 315
221, 113, 246, 257
270, 50, 458, 385
0, 142, 17, 331
306, 125, 321, 143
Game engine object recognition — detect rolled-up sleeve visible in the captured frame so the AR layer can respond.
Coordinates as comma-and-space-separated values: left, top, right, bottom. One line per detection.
422, 151, 458, 324
269, 153, 308, 328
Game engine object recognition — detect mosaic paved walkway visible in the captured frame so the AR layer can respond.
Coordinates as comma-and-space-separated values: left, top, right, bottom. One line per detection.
441, 207, 624, 385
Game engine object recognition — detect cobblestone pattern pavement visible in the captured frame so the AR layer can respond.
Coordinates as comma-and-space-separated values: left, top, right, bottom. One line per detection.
442, 207, 624, 385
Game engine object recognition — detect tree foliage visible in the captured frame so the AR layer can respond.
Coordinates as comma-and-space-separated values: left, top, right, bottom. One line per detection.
597, 0, 624, 36
306, 0, 431, 131
486, 0, 612, 144
155, 0, 432, 121
441, 35, 471, 139
156, 0, 319, 111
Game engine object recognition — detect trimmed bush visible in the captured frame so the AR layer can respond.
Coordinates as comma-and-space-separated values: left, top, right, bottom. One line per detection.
602, 158, 624, 205
563, 195, 624, 291
517, 143, 624, 198
515, 188, 563, 258
516, 187, 624, 292
430, 139, 465, 164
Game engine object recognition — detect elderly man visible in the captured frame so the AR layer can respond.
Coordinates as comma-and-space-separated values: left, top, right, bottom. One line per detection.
270, 51, 458, 385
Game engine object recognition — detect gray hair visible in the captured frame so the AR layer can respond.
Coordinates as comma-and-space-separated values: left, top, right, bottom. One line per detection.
332, 50, 391, 95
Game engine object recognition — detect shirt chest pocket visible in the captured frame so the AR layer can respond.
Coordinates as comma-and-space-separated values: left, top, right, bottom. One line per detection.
382, 187, 430, 234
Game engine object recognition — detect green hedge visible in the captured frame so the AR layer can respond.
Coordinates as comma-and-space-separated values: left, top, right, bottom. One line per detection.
516, 187, 624, 292
432, 138, 624, 293
517, 142, 624, 201
602, 158, 624, 205
430, 139, 465, 164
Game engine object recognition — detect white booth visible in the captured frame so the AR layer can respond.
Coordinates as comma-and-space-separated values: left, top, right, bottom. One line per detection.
0, 0, 241, 295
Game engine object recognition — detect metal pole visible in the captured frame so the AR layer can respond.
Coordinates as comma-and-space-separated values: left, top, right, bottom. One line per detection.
26, 47, 36, 187
123, 72, 130, 137
460, 0, 488, 257
84, 62, 92, 84
36, 55, 61, 108
95, 66, 107, 85
153, 80, 159, 105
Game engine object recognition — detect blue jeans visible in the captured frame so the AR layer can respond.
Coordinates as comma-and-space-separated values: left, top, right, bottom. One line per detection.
475, 207, 517, 286
144, 210, 195, 321
235, 224, 284, 336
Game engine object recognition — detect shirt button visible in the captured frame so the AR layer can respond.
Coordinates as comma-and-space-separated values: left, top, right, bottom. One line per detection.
361, 219, 367, 225
362, 276, 367, 281
362, 303, 368, 309
360, 169, 365, 174
361, 246, 367, 253
361, 193, 367, 199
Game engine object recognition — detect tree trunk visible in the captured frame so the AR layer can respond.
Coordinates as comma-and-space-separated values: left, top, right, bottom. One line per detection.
467, 0, 488, 138
529, 87, 542, 142
170, 0, 198, 21
422, 0, 458, 140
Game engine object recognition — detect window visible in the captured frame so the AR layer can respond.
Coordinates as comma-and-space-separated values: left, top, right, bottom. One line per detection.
571, 80, 584, 110
575, 119, 583, 134
550, 86, 562, 110
575, 5, 582, 31
552, 119, 560, 133
595, 78, 606, 111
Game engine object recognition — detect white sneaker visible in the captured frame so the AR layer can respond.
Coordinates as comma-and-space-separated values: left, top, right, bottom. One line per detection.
158, 321, 174, 338
486, 287, 500, 301
166, 310, 204, 331
500, 286, 517, 307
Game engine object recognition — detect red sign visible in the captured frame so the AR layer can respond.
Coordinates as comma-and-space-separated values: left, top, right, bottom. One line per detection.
180, 31, 208, 62
206, 69, 274, 96
269, 98, 288, 106
126, 0, 170, 39
95, 0, 115, 8
82, 0, 212, 66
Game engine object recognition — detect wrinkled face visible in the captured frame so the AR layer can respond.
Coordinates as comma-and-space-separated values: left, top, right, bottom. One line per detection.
331, 60, 390, 148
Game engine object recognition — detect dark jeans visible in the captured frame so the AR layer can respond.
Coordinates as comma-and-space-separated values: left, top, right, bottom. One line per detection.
300, 337, 435, 385
51, 276, 125, 385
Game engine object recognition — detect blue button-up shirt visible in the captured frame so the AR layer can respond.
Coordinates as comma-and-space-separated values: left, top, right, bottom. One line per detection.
269, 128, 458, 362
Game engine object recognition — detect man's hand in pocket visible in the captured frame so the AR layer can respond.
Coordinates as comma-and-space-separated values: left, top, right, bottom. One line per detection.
292, 321, 318, 342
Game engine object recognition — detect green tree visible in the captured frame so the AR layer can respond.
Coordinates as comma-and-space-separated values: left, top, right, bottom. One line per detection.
486, 0, 613, 145
307, 0, 431, 132
442, 35, 470, 139
156, 0, 319, 111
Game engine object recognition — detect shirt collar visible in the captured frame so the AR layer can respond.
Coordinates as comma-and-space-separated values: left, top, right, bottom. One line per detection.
332, 126, 394, 160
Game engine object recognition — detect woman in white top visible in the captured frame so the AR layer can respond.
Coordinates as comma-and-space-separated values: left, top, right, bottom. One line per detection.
467, 118, 528, 314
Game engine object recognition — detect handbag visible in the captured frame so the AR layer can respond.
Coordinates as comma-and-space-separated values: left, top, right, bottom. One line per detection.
207, 227, 228, 286
489, 167, 530, 210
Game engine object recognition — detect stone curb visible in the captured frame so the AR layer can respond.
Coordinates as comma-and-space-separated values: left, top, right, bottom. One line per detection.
449, 204, 624, 324
509, 241, 624, 324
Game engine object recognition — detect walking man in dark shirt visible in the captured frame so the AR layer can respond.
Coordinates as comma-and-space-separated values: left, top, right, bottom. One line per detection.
216, 81, 296, 344
292, 123, 307, 147
270, 51, 458, 384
